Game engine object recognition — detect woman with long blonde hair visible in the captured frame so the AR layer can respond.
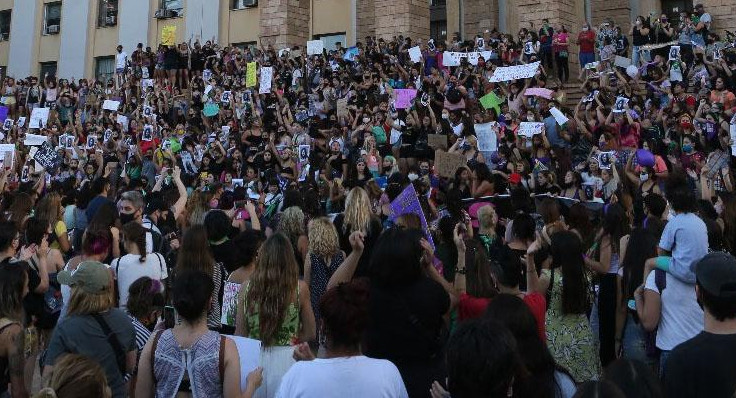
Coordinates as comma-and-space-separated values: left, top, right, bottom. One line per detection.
235, 233, 315, 398
179, 189, 209, 230
304, 217, 345, 341
277, 207, 309, 276
34, 192, 71, 253
44, 261, 136, 398
333, 187, 382, 278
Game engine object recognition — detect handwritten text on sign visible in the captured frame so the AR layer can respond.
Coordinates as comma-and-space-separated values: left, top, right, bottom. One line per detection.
489, 62, 541, 82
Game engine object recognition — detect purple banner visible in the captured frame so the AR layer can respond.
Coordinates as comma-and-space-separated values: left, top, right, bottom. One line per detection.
389, 184, 435, 249
0, 106, 8, 122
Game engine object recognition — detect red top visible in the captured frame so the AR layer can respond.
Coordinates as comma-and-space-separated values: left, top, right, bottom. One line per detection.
458, 292, 547, 342
578, 30, 596, 53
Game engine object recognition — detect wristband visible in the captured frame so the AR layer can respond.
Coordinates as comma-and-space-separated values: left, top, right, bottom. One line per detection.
455, 267, 467, 275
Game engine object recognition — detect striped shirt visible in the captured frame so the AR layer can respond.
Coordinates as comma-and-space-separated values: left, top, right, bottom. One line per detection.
129, 314, 151, 376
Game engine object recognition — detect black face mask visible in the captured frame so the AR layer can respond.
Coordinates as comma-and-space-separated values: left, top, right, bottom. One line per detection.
119, 211, 136, 225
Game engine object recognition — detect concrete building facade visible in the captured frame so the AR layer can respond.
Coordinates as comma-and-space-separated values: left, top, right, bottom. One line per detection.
0, 0, 734, 80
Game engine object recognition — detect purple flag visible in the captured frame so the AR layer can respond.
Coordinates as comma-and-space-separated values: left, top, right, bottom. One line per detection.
0, 106, 8, 122
389, 184, 435, 249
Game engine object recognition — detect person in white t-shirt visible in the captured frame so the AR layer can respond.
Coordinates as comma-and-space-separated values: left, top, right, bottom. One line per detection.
115, 45, 128, 89
277, 280, 408, 398
112, 222, 167, 309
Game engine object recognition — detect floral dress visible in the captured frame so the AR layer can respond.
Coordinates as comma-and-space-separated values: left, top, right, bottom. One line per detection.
543, 269, 601, 383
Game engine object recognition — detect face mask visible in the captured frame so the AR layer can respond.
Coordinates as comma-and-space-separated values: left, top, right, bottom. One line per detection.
119, 211, 136, 225
639, 173, 649, 182
408, 173, 419, 181
363, 117, 371, 124
682, 144, 693, 153
583, 26, 589, 31
441, 114, 449, 120
527, 115, 535, 122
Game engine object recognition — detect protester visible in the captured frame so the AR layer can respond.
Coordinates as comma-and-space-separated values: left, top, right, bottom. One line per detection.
0, 251, 30, 398
34, 354, 112, 398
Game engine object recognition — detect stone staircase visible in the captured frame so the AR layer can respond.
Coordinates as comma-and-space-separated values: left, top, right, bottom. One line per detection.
562, 82, 585, 109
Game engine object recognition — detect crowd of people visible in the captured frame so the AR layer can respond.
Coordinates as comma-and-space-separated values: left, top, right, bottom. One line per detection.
0, 3, 736, 397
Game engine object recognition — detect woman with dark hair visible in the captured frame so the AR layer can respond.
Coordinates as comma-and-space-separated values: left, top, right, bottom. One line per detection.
176, 225, 227, 331
450, 167, 472, 199
220, 230, 265, 334
453, 230, 499, 321
431, 319, 523, 398
136, 270, 263, 398
0, 251, 30, 398
278, 280, 408, 397
586, 203, 629, 367
125, 276, 165, 395
471, 163, 495, 198
364, 228, 457, 397
86, 201, 121, 262
566, 203, 593, 247
527, 230, 600, 383
485, 294, 577, 398
504, 212, 536, 291
112, 222, 167, 310
615, 228, 658, 366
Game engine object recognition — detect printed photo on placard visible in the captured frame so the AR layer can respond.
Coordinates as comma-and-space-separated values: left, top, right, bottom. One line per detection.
2, 119, 12, 130
161, 139, 171, 151
87, 135, 97, 149
143, 106, 153, 117
221, 91, 231, 103
427, 39, 436, 51
17, 117, 25, 128
104, 129, 112, 143
669, 46, 680, 61
66, 135, 75, 149
142, 125, 153, 141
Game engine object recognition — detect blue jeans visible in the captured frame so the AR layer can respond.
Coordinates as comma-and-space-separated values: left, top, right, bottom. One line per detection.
632, 45, 641, 67
659, 350, 672, 377
622, 313, 653, 365
579, 52, 595, 69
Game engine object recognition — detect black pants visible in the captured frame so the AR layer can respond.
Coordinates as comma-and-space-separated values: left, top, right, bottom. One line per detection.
555, 54, 569, 83
598, 273, 618, 367
540, 48, 554, 70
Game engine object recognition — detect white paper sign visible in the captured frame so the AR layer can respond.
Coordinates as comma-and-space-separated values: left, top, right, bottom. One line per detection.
409, 46, 422, 63
259, 67, 273, 94
116, 115, 129, 131
17, 117, 26, 128
306, 40, 324, 55
549, 107, 569, 126
475, 122, 497, 152
0, 144, 15, 168
614, 56, 632, 68
730, 120, 736, 156
518, 122, 544, 138
442, 51, 462, 67
489, 62, 541, 82
29, 108, 50, 129
102, 100, 120, 111
225, 336, 261, 391
24, 133, 47, 146
141, 79, 154, 91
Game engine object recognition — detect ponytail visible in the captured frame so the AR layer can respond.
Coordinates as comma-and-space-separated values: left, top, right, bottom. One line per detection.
136, 232, 147, 263
121, 222, 148, 262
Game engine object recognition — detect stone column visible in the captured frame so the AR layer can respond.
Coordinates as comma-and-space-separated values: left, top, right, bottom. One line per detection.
374, 0, 430, 41
356, 0, 376, 42
516, 0, 586, 68
464, 0, 498, 39
259, 0, 310, 48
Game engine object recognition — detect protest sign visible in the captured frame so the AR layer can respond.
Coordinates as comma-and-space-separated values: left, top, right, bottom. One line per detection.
549, 107, 569, 126
597, 151, 616, 169
613, 96, 629, 113
669, 46, 681, 61
479, 91, 503, 115
428, 134, 447, 150
161, 25, 176, 46
435, 149, 468, 178
2, 119, 12, 130
102, 100, 120, 111
388, 183, 435, 249
298, 145, 310, 163
489, 62, 540, 82
203, 103, 220, 117
524, 87, 554, 99
259, 67, 273, 94
221, 91, 232, 103
394, 89, 417, 109
343, 47, 359, 62
278, 48, 290, 57
0, 144, 14, 169
225, 336, 261, 391
336, 98, 348, 118
306, 40, 324, 55
29, 108, 50, 129
86, 135, 97, 149
246, 62, 257, 87
408, 46, 422, 63
442, 51, 462, 66
31, 141, 62, 172
116, 115, 129, 131
475, 123, 497, 152
466, 52, 479, 65
24, 133, 47, 146
142, 125, 154, 141
730, 118, 736, 155
17, 117, 25, 128
705, 150, 730, 179
518, 122, 544, 138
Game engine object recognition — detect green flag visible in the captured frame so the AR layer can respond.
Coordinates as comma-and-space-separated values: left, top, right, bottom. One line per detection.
480, 91, 503, 116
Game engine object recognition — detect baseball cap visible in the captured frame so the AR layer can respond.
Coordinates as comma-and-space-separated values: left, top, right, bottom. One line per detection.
57, 261, 110, 294
695, 252, 736, 298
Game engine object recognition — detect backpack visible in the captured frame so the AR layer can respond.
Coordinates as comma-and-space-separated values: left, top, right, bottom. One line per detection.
644, 269, 667, 358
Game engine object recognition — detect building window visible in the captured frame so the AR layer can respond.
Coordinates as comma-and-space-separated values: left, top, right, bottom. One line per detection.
232, 42, 257, 54
232, 0, 257, 9
43, 2, 62, 35
98, 0, 118, 27
156, 0, 183, 18
430, 20, 447, 41
40, 62, 57, 79
313, 33, 346, 52
0, 11, 10, 41
95, 56, 115, 84
430, 0, 446, 5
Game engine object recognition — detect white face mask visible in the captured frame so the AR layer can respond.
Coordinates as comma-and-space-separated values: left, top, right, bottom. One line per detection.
408, 172, 419, 181
441, 113, 449, 120
527, 115, 535, 122
639, 173, 649, 182
363, 117, 371, 124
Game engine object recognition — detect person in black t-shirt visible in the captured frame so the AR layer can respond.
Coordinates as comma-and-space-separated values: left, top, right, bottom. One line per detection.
664, 252, 736, 397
